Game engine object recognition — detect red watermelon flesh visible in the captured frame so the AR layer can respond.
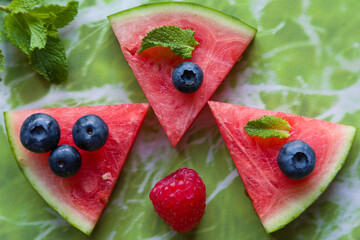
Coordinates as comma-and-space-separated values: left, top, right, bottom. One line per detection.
108, 2, 256, 146
4, 103, 149, 235
208, 101, 356, 233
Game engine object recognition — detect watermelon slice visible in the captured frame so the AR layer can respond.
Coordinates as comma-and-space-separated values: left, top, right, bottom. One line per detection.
4, 103, 149, 235
208, 101, 356, 233
108, 2, 256, 146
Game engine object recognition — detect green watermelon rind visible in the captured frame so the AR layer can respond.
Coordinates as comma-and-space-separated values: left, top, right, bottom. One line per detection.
108, 2, 257, 37
3, 111, 94, 235
266, 125, 357, 233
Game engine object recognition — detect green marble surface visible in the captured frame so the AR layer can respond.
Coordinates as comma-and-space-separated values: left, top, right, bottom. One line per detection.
0, 0, 359, 239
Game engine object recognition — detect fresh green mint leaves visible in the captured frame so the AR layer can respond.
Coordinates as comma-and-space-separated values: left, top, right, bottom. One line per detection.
138, 25, 199, 59
244, 115, 291, 139
5, 0, 40, 14
0, 0, 79, 83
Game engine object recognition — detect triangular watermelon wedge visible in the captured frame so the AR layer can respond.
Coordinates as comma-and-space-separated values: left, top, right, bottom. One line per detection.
4, 103, 149, 235
108, 2, 256, 146
208, 101, 356, 233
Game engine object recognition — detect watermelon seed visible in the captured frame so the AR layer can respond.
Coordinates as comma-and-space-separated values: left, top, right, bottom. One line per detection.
102, 172, 112, 180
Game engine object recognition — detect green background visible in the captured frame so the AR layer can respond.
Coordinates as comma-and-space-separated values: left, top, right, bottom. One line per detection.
1, 0, 360, 239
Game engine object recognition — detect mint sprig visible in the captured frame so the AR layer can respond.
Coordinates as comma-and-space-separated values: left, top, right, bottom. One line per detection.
138, 25, 199, 59
0, 0, 78, 83
244, 115, 291, 139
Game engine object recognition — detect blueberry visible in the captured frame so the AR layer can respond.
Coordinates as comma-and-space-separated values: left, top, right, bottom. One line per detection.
49, 144, 81, 177
277, 140, 316, 180
20, 113, 60, 153
72, 114, 109, 151
172, 62, 203, 93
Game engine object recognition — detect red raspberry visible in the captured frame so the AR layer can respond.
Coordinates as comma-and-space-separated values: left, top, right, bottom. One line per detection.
149, 168, 206, 233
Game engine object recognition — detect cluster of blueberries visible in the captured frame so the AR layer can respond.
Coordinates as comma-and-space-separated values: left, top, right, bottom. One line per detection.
20, 113, 109, 177
18, 61, 204, 179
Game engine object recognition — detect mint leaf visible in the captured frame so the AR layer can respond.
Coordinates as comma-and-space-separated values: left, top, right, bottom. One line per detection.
4, 12, 47, 53
138, 25, 199, 59
29, 1, 78, 29
47, 28, 58, 38
244, 115, 291, 139
29, 36, 68, 84
4, 13, 31, 54
24, 14, 47, 50
50, 1, 78, 28
2, 1, 79, 83
5, 0, 40, 14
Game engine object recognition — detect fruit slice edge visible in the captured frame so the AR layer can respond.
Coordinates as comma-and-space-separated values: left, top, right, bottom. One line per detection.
208, 101, 357, 233
108, 2, 257, 34
108, 2, 256, 146
4, 103, 149, 235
